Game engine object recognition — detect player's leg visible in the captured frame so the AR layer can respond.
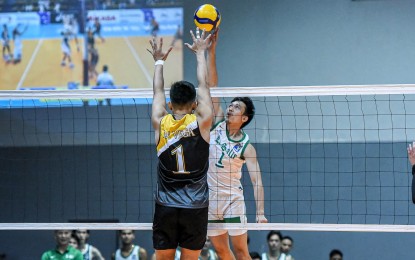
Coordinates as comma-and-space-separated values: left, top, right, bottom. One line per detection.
153, 204, 180, 259
222, 195, 248, 259
155, 249, 176, 259
230, 232, 250, 260
209, 233, 235, 260
179, 207, 208, 260
180, 248, 202, 260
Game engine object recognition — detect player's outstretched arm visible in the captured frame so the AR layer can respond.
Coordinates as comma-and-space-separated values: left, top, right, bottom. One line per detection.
185, 28, 213, 137
407, 142, 415, 204
147, 37, 172, 142
207, 28, 224, 124
245, 144, 268, 223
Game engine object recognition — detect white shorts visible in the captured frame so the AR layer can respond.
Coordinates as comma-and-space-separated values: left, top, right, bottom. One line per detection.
207, 190, 247, 237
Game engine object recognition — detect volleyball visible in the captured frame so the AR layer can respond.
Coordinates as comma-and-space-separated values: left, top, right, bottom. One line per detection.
194, 4, 221, 32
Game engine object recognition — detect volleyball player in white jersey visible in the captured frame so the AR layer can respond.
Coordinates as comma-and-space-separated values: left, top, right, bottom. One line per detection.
112, 230, 147, 260
206, 29, 268, 260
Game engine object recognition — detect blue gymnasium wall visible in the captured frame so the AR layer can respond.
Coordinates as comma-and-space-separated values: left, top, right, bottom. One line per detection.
2, 0, 415, 259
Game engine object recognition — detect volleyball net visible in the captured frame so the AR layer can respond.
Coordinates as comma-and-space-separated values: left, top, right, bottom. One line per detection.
1, 84, 415, 232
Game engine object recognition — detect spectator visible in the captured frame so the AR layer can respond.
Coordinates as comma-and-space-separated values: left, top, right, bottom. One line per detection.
69, 232, 80, 249
250, 251, 261, 260
281, 236, 295, 260
199, 237, 218, 260
41, 230, 83, 260
74, 229, 105, 260
262, 231, 285, 260
329, 249, 343, 260
96, 65, 114, 86
112, 230, 147, 260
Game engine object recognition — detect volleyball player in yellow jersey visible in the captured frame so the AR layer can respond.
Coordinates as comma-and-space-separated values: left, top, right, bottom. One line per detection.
206, 29, 268, 260
148, 28, 213, 260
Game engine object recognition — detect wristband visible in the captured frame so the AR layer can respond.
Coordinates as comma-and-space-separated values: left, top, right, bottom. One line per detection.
155, 60, 164, 66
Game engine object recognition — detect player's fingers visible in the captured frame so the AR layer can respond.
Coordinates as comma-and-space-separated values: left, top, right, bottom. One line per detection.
159, 37, 163, 50
165, 46, 173, 56
152, 37, 157, 49
195, 27, 200, 39
189, 30, 196, 42
204, 33, 212, 42
146, 49, 153, 56
184, 43, 196, 53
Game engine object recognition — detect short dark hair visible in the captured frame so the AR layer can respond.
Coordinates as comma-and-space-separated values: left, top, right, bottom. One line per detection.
249, 251, 261, 259
119, 229, 135, 235
267, 230, 282, 241
282, 235, 293, 243
231, 97, 255, 128
170, 81, 196, 106
103, 65, 108, 72
330, 249, 343, 258
70, 232, 80, 244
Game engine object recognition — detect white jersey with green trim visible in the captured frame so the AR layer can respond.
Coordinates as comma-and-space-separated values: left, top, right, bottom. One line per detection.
208, 120, 250, 195
115, 245, 140, 260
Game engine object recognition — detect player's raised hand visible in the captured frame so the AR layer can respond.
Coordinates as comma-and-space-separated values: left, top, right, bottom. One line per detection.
147, 37, 172, 61
185, 27, 212, 53
408, 142, 415, 166
208, 27, 219, 51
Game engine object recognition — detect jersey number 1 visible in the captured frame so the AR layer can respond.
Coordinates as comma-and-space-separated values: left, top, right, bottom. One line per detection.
171, 145, 189, 174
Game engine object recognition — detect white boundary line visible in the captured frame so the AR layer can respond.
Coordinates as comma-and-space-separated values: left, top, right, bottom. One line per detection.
16, 39, 43, 90
3, 84, 415, 99
2, 223, 415, 232
123, 36, 152, 86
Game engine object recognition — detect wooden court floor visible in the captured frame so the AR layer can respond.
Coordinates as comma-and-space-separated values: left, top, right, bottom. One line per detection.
0, 36, 183, 90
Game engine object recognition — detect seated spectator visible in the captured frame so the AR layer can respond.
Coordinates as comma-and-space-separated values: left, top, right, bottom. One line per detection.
200, 237, 218, 260
41, 230, 83, 260
330, 249, 343, 260
112, 230, 147, 260
75, 229, 105, 260
250, 251, 261, 260
97, 65, 114, 86
96, 64, 114, 105
262, 230, 286, 260
281, 236, 295, 260
69, 232, 80, 249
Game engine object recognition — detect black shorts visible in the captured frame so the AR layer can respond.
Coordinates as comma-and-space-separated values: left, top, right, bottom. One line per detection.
153, 203, 208, 250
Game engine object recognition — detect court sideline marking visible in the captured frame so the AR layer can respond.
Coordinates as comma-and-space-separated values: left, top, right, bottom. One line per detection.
123, 36, 152, 86
16, 39, 44, 90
